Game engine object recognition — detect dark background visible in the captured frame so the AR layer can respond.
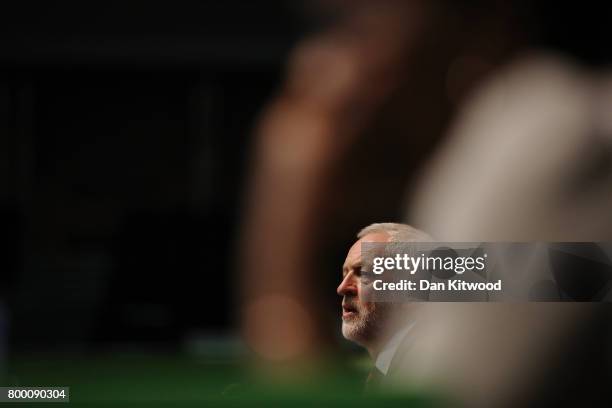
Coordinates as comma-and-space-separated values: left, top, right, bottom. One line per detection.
0, 1, 306, 352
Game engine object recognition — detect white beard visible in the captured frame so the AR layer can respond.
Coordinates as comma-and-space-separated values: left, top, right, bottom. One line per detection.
342, 303, 392, 346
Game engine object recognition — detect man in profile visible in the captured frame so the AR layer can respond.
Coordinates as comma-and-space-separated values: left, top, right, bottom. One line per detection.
337, 222, 430, 389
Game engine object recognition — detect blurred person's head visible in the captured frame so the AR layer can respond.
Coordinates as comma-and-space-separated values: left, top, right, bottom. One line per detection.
337, 223, 430, 354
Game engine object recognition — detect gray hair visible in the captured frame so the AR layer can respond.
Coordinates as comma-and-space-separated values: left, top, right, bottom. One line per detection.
357, 222, 432, 242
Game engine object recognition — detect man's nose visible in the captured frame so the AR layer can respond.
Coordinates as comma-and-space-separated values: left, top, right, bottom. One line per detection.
337, 273, 357, 296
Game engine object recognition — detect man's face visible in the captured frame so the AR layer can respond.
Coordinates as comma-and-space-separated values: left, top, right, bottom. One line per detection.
337, 232, 392, 347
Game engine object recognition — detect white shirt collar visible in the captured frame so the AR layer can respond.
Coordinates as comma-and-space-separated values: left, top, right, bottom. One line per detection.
375, 322, 415, 375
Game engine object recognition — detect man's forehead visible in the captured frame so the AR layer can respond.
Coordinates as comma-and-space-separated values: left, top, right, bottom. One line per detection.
344, 232, 390, 266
